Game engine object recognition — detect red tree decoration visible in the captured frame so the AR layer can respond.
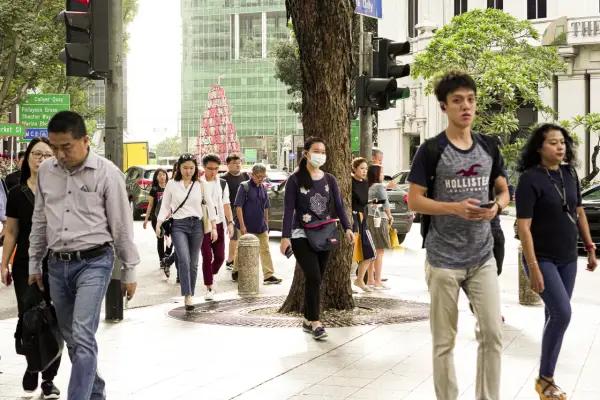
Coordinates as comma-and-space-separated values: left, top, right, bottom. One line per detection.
196, 84, 241, 162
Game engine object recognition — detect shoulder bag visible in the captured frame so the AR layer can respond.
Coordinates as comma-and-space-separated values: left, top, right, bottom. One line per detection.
301, 174, 340, 252
161, 181, 195, 236
199, 181, 212, 233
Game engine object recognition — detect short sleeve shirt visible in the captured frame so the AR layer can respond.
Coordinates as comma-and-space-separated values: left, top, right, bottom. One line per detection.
408, 137, 494, 269
6, 185, 35, 264
516, 165, 581, 263
234, 180, 270, 234
149, 185, 165, 217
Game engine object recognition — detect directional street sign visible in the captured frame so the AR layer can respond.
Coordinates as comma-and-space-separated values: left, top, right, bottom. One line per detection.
18, 94, 70, 131
355, 0, 382, 19
0, 124, 25, 137
25, 128, 49, 140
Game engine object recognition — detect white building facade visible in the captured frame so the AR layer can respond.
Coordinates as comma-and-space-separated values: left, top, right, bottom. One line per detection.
378, 0, 600, 176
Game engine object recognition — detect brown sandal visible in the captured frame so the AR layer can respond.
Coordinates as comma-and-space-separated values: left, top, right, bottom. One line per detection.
535, 376, 567, 400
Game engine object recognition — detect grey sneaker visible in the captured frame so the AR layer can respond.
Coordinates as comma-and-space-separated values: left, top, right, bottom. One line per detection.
312, 326, 328, 340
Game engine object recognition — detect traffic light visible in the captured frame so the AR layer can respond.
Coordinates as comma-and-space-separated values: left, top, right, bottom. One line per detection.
59, 0, 109, 79
356, 37, 411, 111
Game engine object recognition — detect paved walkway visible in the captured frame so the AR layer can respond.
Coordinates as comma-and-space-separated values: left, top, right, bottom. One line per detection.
1, 217, 599, 399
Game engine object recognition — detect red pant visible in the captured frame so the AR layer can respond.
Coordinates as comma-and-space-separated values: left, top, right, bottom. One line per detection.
201, 222, 225, 286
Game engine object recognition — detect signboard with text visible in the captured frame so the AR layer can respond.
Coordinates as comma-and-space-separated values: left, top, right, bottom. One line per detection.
19, 94, 70, 131
0, 123, 25, 137
355, 0, 382, 19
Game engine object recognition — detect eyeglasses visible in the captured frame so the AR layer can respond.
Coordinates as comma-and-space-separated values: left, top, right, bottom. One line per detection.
31, 151, 54, 159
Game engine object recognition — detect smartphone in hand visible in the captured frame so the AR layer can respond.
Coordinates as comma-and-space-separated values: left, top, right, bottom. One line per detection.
285, 247, 293, 258
479, 201, 496, 209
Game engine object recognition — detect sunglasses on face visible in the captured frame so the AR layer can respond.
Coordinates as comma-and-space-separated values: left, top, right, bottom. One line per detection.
180, 153, 195, 161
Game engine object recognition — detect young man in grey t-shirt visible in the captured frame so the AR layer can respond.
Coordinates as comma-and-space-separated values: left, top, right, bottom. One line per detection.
407, 72, 509, 400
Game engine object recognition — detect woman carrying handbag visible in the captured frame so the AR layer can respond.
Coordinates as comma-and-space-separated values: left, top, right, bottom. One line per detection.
279, 137, 353, 340
156, 154, 218, 310
1, 138, 62, 398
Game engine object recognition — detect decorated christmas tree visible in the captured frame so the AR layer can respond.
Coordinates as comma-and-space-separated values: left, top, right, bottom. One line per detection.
196, 84, 241, 162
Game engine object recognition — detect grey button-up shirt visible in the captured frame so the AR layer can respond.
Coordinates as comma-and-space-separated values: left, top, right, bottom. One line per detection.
29, 150, 140, 283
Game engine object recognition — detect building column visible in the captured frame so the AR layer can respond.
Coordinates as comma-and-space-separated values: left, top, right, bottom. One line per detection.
234, 14, 240, 60
558, 73, 587, 173
589, 72, 600, 114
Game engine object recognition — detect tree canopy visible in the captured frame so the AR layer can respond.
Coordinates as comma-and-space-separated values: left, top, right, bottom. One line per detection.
412, 8, 566, 171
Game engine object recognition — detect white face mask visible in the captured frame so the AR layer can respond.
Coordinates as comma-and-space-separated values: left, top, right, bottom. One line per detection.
308, 152, 326, 168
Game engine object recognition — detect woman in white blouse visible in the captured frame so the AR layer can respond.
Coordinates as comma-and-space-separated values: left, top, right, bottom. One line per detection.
156, 154, 217, 310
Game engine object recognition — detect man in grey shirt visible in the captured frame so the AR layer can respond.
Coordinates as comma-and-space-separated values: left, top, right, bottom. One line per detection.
407, 72, 509, 400
28, 111, 139, 400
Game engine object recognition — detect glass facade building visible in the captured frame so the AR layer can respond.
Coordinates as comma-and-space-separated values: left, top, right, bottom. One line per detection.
181, 0, 298, 165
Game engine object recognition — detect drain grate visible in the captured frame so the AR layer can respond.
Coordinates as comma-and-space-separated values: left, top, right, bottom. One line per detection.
168, 296, 429, 328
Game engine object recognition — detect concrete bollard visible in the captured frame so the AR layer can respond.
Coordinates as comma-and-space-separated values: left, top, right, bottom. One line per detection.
518, 247, 542, 306
237, 234, 260, 296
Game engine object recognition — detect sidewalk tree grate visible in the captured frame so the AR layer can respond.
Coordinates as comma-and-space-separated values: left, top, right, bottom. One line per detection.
168, 296, 429, 328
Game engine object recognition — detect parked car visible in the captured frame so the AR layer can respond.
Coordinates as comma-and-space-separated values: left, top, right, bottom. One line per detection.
268, 179, 414, 245
125, 165, 173, 220
578, 183, 600, 254
384, 170, 410, 191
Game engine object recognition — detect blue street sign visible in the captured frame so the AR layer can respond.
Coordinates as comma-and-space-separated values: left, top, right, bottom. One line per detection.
25, 128, 48, 140
355, 0, 382, 19
288, 152, 296, 160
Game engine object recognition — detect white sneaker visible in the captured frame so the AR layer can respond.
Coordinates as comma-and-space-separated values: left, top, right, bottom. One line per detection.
184, 295, 194, 311
205, 288, 214, 301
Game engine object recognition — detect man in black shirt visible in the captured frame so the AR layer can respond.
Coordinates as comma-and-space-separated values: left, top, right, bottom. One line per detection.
222, 155, 250, 275
5, 151, 26, 190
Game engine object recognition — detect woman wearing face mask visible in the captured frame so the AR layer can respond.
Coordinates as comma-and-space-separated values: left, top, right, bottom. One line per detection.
1, 138, 62, 398
156, 154, 218, 309
517, 124, 597, 400
280, 137, 353, 340
351, 157, 376, 292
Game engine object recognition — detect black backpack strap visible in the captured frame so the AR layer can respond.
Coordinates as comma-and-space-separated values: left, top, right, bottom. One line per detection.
219, 178, 227, 194
420, 133, 446, 248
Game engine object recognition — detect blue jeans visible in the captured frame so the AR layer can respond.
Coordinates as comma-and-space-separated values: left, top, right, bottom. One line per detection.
47, 247, 114, 400
171, 217, 204, 296
524, 258, 577, 377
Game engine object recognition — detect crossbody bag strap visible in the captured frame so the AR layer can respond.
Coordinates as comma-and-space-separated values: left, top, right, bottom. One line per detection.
171, 181, 195, 217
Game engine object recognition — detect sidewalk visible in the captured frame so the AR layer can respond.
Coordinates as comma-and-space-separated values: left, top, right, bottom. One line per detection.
1, 217, 600, 399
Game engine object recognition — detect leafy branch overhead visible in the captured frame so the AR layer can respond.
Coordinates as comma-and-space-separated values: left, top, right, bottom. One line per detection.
0, 0, 138, 124
412, 8, 565, 149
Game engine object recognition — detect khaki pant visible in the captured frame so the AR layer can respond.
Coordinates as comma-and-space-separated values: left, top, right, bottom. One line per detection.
425, 257, 502, 400
233, 231, 274, 279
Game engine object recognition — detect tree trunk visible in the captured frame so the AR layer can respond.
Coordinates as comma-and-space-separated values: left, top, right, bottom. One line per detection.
279, 0, 356, 314
582, 135, 600, 187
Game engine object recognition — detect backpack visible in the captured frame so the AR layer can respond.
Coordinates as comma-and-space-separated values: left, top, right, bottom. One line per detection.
418, 132, 503, 247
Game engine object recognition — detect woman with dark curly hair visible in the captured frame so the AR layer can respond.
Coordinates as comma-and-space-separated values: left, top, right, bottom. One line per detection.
516, 123, 597, 400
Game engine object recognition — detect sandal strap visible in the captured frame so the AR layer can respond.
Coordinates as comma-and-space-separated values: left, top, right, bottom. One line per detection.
538, 377, 565, 397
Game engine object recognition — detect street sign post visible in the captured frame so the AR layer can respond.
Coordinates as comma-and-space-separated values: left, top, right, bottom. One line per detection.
355, 0, 382, 19
0, 124, 25, 137
25, 128, 49, 140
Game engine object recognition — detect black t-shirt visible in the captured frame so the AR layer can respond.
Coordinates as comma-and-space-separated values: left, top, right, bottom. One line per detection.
352, 177, 369, 212
5, 170, 21, 190
149, 185, 165, 218
222, 172, 250, 205
516, 165, 582, 263
6, 185, 35, 264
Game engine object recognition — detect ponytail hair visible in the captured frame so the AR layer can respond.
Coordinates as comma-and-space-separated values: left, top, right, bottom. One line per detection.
295, 136, 326, 190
